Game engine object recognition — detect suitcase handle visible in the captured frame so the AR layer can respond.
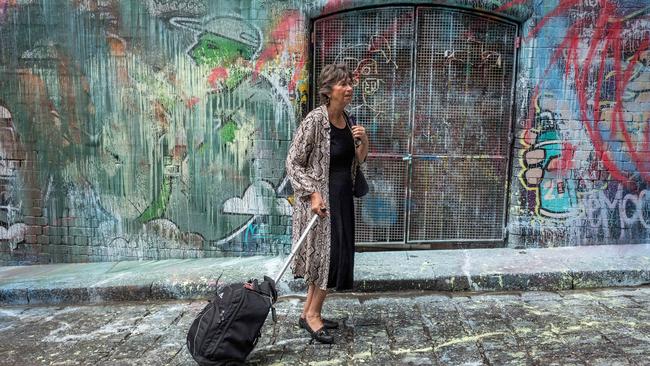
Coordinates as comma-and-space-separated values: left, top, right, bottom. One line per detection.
274, 214, 320, 284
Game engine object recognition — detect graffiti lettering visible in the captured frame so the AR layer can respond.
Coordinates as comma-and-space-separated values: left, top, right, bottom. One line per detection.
582, 185, 650, 230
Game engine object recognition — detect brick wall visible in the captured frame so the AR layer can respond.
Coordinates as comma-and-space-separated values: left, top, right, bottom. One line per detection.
0, 0, 648, 264
507, 0, 650, 247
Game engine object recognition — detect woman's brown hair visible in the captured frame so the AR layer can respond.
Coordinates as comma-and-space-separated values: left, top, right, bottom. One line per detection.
318, 63, 353, 105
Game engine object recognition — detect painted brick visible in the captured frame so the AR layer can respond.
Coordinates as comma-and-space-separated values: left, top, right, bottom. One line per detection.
71, 236, 86, 246
23, 216, 48, 226
68, 227, 92, 237
2, 0, 649, 264
24, 225, 42, 235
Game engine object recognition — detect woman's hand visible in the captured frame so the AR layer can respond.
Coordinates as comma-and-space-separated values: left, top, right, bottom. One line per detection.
351, 125, 369, 162
310, 192, 328, 218
351, 125, 369, 145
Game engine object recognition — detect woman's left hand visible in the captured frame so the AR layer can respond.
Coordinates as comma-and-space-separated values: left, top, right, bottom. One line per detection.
351, 125, 369, 145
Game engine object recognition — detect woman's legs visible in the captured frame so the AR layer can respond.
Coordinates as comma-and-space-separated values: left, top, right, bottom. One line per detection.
305, 286, 328, 331
301, 284, 315, 319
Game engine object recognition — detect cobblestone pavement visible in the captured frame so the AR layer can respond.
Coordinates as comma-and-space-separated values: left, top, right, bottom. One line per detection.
1, 287, 649, 365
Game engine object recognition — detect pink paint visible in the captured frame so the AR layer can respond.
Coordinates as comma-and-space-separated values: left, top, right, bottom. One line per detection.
257, 0, 352, 88
208, 67, 228, 88
288, 53, 306, 94
186, 97, 200, 109
253, 11, 302, 79
495, 0, 528, 12
323, 0, 349, 14
0, 0, 14, 18
560, 142, 576, 171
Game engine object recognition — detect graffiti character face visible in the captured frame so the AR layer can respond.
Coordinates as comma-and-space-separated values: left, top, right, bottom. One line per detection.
189, 32, 256, 67
171, 15, 262, 67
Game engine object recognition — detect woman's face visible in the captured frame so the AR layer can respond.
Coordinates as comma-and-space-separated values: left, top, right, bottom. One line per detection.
329, 78, 353, 107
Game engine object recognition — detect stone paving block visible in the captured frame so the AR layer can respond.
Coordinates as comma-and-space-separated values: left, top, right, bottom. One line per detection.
618, 343, 650, 366
481, 348, 530, 366
350, 325, 396, 365
434, 342, 484, 365
138, 302, 202, 366
588, 358, 631, 366
2, 305, 132, 365
527, 342, 588, 366
2, 288, 650, 365
103, 303, 189, 361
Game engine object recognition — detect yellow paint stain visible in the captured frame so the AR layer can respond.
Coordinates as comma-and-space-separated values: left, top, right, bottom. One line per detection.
352, 351, 372, 360
392, 332, 507, 355
391, 346, 433, 355
308, 359, 346, 366
513, 318, 644, 342
433, 332, 506, 350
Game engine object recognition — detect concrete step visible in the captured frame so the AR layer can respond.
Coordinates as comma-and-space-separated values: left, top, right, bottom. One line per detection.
1, 244, 649, 305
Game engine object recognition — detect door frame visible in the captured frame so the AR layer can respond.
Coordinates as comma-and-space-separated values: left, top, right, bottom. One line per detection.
308, 4, 521, 250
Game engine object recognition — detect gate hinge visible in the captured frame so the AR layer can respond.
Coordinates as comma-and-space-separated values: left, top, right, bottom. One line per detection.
311, 31, 315, 44
514, 36, 521, 49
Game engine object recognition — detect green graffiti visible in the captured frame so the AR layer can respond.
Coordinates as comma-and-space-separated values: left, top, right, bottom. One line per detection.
220, 121, 238, 143
189, 32, 256, 67
225, 67, 249, 90
137, 177, 172, 223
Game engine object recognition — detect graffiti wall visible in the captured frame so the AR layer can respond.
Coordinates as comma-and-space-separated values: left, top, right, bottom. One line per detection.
0, 0, 648, 264
507, 0, 650, 247
0, 0, 307, 264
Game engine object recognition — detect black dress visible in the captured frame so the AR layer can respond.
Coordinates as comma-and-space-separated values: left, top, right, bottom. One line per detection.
327, 121, 355, 290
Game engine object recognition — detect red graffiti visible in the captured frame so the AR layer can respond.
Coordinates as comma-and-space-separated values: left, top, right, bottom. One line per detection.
288, 53, 305, 94
495, 0, 528, 12
500, 0, 650, 185
253, 11, 302, 79
253, 0, 352, 94
207, 67, 228, 88
323, 0, 350, 14
185, 97, 200, 109
547, 142, 576, 172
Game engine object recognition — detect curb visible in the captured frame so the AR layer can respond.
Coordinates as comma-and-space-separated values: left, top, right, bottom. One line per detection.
2, 269, 649, 306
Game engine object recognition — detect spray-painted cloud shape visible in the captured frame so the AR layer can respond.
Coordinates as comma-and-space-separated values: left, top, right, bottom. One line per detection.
144, 218, 205, 248
223, 181, 291, 216
0, 223, 26, 244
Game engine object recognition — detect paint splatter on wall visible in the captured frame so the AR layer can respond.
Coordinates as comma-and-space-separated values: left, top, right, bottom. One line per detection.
508, 0, 650, 247
0, 0, 648, 264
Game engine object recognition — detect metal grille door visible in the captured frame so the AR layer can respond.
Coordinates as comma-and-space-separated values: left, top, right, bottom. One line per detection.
409, 8, 516, 242
314, 7, 415, 243
312, 6, 517, 245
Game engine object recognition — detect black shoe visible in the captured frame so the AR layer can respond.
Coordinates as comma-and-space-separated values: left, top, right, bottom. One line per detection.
322, 318, 339, 329
299, 317, 339, 330
303, 320, 335, 344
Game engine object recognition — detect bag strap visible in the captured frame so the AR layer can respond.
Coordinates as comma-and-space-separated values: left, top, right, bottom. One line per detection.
344, 111, 362, 148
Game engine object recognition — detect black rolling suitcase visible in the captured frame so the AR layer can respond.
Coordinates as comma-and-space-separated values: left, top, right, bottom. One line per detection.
186, 214, 320, 365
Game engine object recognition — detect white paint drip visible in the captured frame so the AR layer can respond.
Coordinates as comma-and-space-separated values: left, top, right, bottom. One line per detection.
461, 250, 481, 291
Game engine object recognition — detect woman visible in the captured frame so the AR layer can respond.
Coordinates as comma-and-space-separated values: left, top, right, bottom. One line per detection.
285, 63, 369, 344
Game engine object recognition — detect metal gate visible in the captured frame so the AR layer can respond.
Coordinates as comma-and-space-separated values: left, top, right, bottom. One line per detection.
312, 6, 517, 246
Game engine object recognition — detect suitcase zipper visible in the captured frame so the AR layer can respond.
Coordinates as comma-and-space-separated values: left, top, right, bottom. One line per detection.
210, 289, 247, 354
193, 302, 217, 354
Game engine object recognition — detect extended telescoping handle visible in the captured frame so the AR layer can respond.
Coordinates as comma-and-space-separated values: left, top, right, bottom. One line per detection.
274, 214, 320, 284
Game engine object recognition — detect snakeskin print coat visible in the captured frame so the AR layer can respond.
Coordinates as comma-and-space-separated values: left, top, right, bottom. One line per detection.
285, 105, 362, 290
